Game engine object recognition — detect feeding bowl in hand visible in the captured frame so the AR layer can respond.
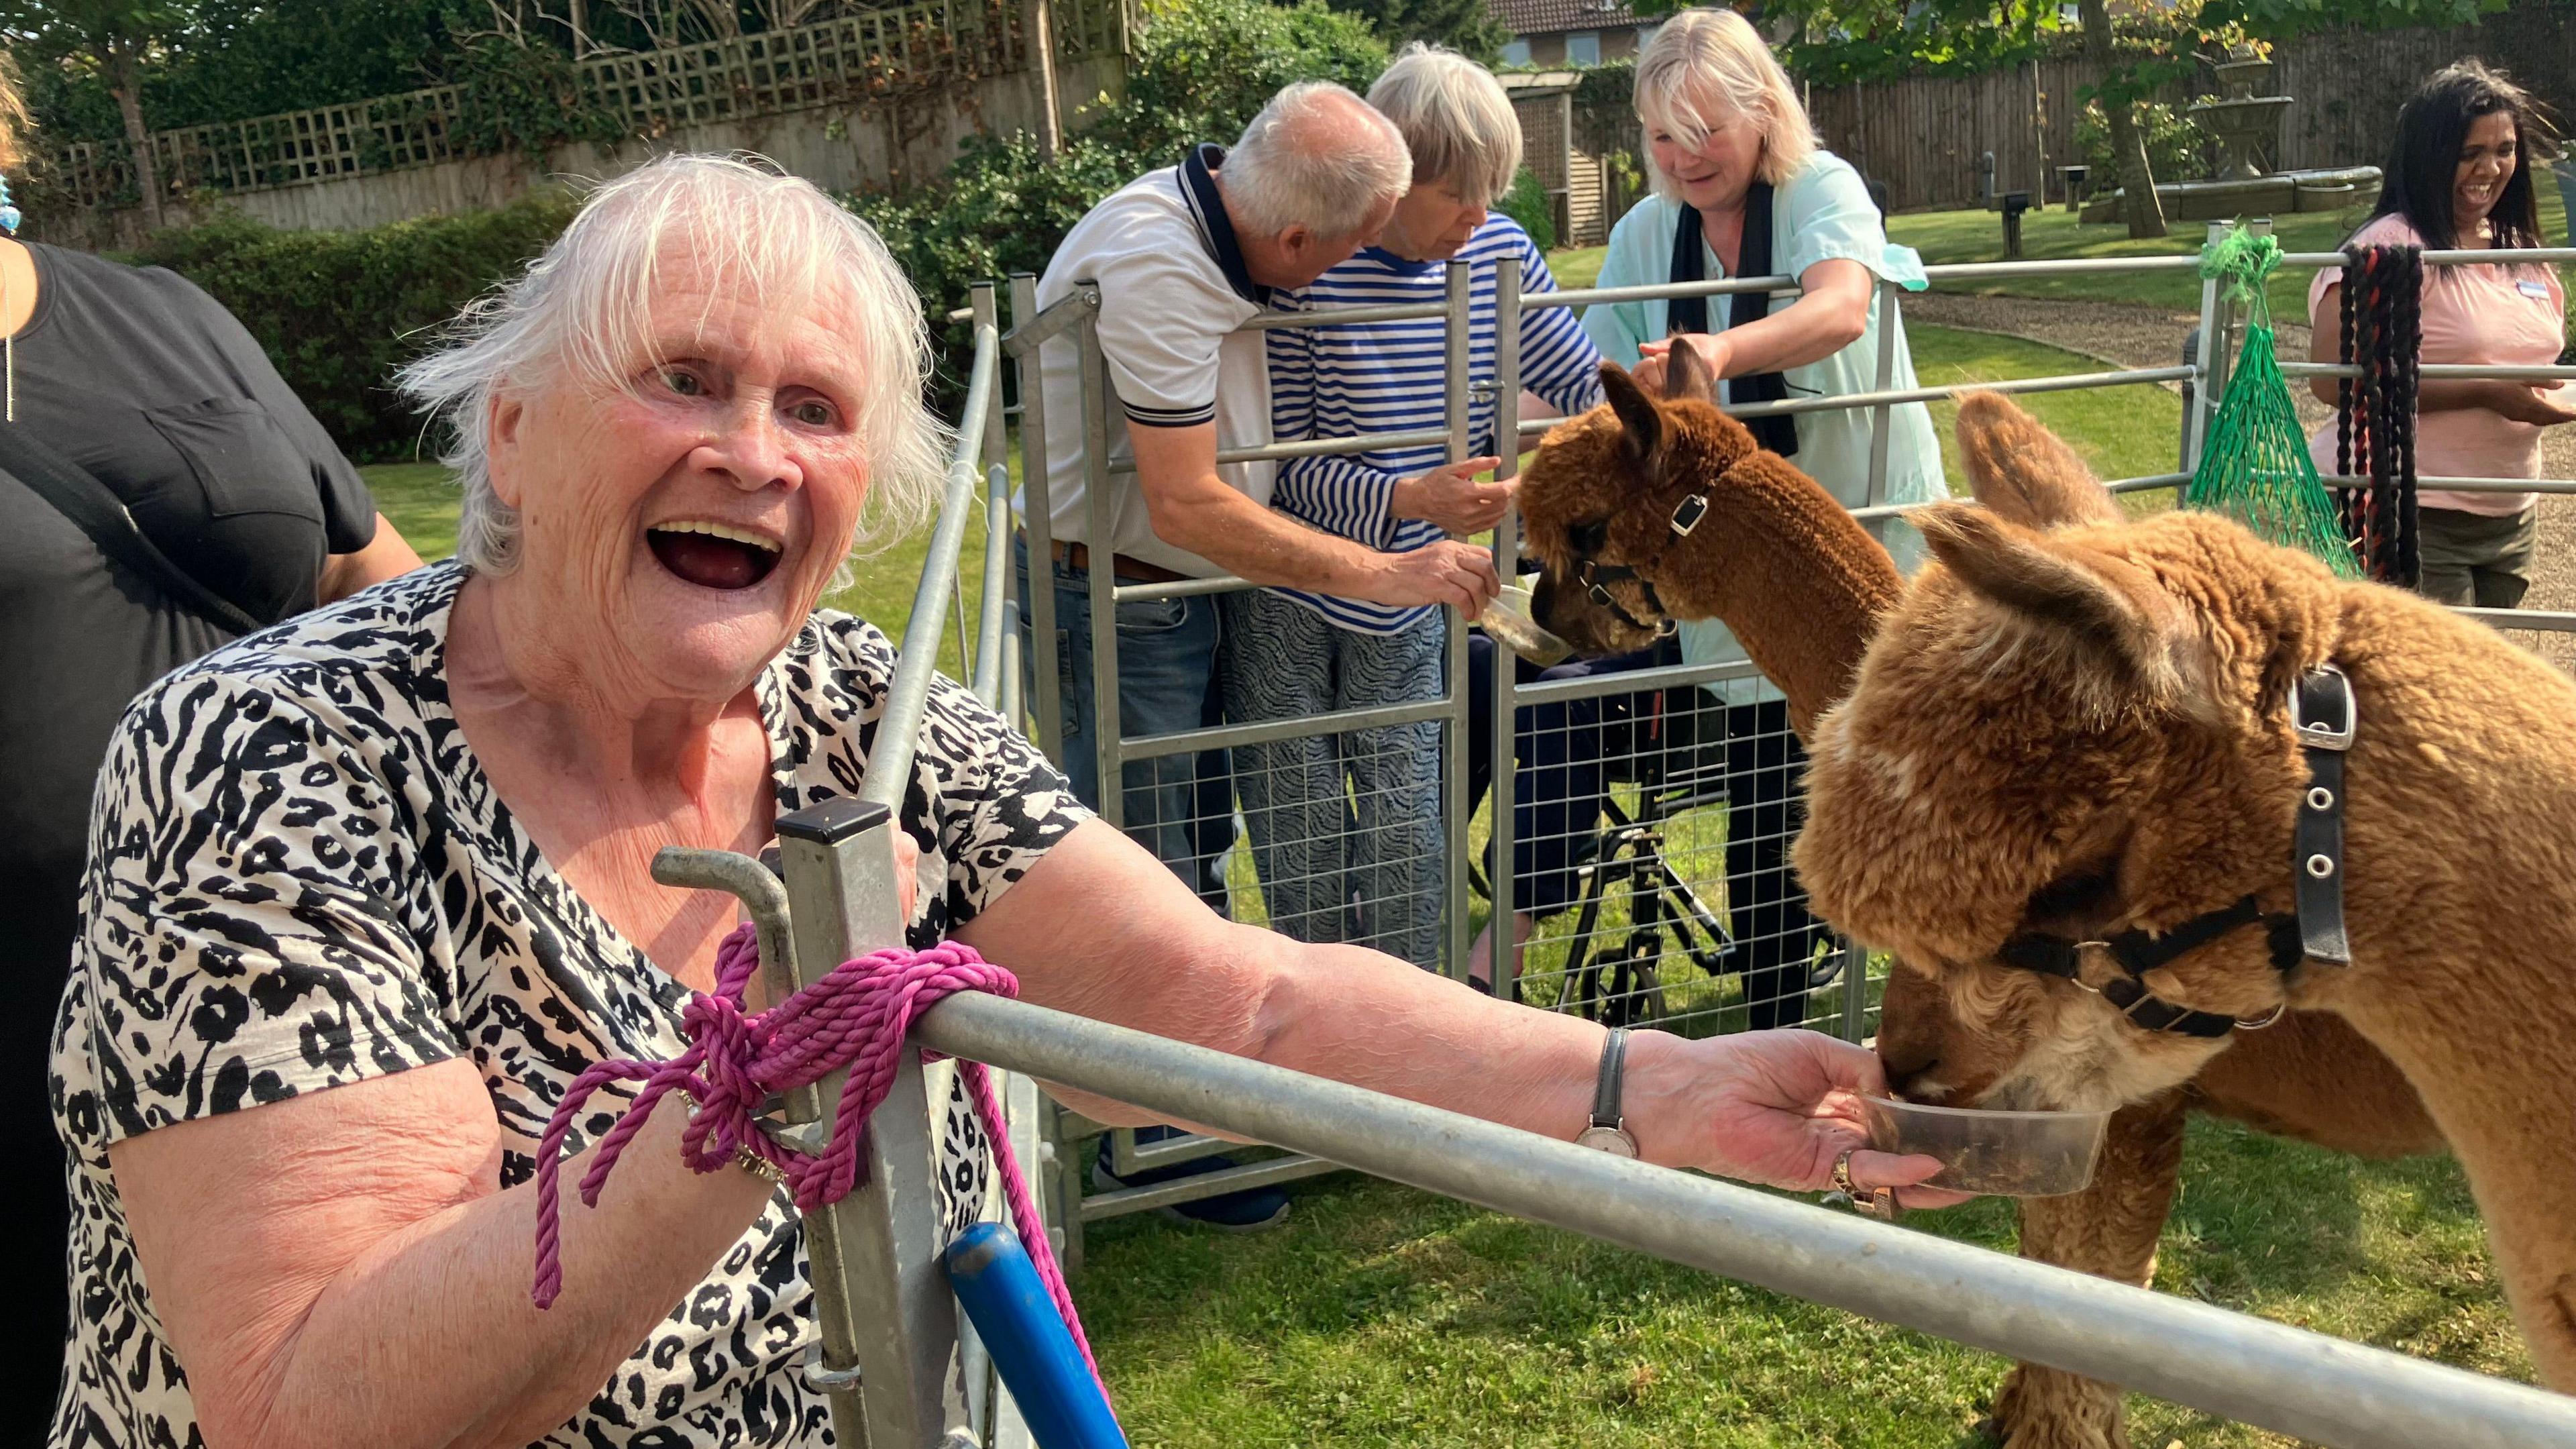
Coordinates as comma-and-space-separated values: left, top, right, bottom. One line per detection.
1482, 584, 1574, 667
1861, 1095, 2112, 1197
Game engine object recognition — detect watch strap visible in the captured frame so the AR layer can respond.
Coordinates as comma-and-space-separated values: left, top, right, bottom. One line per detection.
1589, 1028, 1628, 1130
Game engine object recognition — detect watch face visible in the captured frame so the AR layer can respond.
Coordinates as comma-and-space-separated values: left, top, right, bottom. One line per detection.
1575, 1124, 1639, 1158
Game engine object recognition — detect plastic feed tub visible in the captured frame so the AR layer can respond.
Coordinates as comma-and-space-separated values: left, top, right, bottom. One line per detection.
1483, 584, 1574, 667
1861, 1096, 2112, 1197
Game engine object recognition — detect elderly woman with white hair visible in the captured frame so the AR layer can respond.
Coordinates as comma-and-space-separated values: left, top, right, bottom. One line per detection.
1232, 44, 1605, 969
1477, 7, 1951, 1024
46, 154, 1947, 1448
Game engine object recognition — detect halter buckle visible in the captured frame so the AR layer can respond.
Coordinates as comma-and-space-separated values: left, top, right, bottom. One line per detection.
2290, 663, 2354, 752
1669, 493, 1709, 537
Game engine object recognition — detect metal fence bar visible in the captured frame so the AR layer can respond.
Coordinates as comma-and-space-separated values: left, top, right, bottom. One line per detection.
974, 463, 1011, 706
1077, 291, 1123, 833
2461, 607, 2576, 633
2320, 474, 2576, 494
1442, 257, 1475, 983
2184, 220, 2227, 475
1010, 272, 1067, 766
1490, 262, 1524, 1004
1509, 365, 2197, 439
1216, 426, 1451, 466
910, 990, 2576, 1449
2282, 362, 2576, 382
1120, 698, 1457, 762
865, 292, 999, 810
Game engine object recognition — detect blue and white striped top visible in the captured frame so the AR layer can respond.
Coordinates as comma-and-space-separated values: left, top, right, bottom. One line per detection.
1265, 214, 1605, 634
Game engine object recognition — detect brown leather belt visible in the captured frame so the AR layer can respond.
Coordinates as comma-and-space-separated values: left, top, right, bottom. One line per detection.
1050, 538, 1187, 585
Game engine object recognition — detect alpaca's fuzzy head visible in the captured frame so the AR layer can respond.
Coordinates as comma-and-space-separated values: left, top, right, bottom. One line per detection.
1805, 394, 2346, 1113
1518, 349, 1757, 649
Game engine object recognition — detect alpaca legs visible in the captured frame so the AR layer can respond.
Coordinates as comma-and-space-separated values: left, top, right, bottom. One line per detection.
1986, 1091, 2189, 1449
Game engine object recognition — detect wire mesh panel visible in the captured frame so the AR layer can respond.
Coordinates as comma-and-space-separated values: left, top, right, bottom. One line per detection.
1482, 663, 1869, 1038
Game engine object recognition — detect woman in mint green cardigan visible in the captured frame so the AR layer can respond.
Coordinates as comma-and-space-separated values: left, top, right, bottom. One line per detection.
1473, 8, 1947, 1022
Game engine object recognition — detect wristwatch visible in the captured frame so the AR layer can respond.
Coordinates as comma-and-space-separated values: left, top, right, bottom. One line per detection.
1573, 1027, 1640, 1157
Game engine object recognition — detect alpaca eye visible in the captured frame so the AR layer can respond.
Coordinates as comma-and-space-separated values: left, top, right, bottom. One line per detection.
1570, 520, 1609, 555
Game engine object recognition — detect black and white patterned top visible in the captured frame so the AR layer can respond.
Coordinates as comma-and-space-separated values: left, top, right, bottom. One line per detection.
47, 560, 1086, 1448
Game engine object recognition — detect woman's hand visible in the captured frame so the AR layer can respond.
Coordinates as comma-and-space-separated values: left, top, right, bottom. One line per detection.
1390, 455, 1511, 534
1628, 1028, 1966, 1208
1633, 331, 1735, 394
2486, 379, 2576, 427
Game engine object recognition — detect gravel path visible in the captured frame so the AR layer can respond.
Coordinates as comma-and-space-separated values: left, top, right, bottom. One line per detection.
1911, 290, 2576, 672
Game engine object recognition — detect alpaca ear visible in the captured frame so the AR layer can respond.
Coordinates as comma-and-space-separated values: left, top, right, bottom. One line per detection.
1599, 362, 1662, 468
1663, 336, 1719, 405
1917, 503, 2202, 702
1953, 391, 2123, 530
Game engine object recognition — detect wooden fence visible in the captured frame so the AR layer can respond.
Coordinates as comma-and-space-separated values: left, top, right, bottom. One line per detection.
53, 0, 1126, 213
1804, 1, 2575, 214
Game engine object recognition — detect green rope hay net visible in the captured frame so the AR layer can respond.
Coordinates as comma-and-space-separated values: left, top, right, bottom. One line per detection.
2184, 225, 2363, 580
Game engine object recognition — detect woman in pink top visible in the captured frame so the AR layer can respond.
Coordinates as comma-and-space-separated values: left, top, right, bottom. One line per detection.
2306, 60, 2574, 608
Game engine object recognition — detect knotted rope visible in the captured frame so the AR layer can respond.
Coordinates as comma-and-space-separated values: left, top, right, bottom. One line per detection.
528, 924, 1101, 1395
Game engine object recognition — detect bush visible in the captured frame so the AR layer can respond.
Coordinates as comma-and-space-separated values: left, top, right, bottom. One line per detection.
2074, 99, 2213, 186
128, 193, 578, 463
129, 0, 1394, 456
846, 0, 1390, 402
1495, 168, 1556, 253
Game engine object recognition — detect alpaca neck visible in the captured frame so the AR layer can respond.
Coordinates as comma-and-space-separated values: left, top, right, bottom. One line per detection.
1656, 464, 1904, 736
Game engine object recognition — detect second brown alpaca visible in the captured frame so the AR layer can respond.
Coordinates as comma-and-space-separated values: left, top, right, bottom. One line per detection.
1515, 362, 2440, 1449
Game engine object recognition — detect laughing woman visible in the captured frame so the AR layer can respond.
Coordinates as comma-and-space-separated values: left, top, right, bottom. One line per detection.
2304, 60, 2573, 609
46, 155, 1945, 1448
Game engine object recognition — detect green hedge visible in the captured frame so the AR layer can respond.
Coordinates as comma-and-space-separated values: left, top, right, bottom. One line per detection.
123, 0, 1399, 458
129, 193, 579, 463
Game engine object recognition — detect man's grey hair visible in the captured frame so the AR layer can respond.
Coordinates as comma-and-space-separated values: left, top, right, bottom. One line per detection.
1220, 80, 1412, 239
1366, 44, 1522, 211
397, 152, 947, 576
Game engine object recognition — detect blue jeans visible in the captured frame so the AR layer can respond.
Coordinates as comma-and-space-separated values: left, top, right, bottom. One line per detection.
1015, 537, 1234, 907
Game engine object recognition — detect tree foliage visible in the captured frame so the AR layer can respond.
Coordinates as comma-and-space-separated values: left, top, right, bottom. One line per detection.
1317, 0, 1507, 62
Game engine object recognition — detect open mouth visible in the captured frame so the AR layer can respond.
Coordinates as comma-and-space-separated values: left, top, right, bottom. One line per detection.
647, 519, 784, 592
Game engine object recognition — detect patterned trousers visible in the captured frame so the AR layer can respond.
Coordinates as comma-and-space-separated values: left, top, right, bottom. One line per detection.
1218, 590, 1446, 970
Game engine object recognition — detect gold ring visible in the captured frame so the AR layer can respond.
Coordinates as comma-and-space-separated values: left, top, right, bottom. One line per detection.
1831, 1148, 1861, 1197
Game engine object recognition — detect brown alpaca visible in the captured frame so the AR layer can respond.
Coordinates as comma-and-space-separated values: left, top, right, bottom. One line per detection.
1794, 394, 2576, 1407
1519, 372, 2449, 1448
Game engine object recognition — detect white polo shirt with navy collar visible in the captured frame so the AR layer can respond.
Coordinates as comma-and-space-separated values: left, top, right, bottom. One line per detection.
1031, 143, 1279, 580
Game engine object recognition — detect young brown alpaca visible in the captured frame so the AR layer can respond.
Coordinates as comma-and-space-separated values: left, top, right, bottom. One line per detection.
1795, 394, 2576, 1405
1519, 373, 2449, 1448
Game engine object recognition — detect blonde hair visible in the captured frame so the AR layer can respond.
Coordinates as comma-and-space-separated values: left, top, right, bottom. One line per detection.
1633, 9, 1817, 197
397, 153, 945, 575
1366, 44, 1522, 211
0, 52, 31, 174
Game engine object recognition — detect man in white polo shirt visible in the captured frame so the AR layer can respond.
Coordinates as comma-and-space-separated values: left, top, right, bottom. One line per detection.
1022, 81, 1500, 896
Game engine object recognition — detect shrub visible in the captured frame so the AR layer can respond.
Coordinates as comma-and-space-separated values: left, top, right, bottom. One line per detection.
128, 193, 579, 463
846, 0, 1391, 402
1494, 167, 1556, 253
129, 0, 1395, 455
2074, 99, 2213, 186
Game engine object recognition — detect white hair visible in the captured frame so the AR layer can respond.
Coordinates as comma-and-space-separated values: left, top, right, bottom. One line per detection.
1220, 80, 1412, 239
1367, 44, 1522, 210
397, 152, 947, 576
1635, 8, 1819, 197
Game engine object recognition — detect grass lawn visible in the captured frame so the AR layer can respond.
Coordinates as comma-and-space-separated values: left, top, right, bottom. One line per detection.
363, 333, 2513, 1447
1552, 184, 2573, 331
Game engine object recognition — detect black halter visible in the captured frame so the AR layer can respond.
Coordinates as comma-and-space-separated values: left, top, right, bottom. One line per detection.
1993, 665, 2356, 1038
1572, 493, 1709, 636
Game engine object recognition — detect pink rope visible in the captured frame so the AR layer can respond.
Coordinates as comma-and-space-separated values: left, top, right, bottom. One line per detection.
529, 923, 1102, 1397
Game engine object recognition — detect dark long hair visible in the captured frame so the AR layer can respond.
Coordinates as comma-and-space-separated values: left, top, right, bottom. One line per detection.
2363, 60, 2555, 251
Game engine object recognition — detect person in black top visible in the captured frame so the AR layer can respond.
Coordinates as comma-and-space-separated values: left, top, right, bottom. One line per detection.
0, 63, 421, 1436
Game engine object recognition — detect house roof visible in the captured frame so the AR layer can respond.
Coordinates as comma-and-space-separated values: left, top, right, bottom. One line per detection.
1487, 0, 1643, 39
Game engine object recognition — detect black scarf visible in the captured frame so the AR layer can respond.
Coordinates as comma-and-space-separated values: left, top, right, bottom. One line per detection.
1667, 183, 1799, 456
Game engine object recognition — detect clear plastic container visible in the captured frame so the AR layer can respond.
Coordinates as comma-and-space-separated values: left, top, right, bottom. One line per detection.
1481, 584, 1574, 667
1860, 1095, 2112, 1197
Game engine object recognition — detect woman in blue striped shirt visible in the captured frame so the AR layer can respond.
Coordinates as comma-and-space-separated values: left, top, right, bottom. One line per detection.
1226, 44, 1605, 969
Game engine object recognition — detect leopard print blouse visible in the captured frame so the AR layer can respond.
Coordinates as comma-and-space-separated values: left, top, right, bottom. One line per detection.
48, 560, 1085, 1446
